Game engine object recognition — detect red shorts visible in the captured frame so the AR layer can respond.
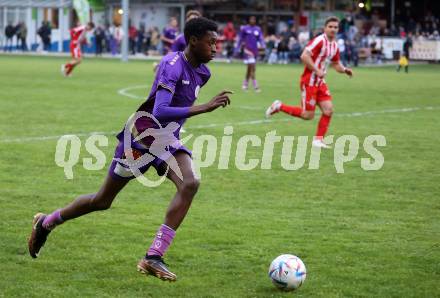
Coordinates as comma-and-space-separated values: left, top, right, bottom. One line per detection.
300, 82, 332, 111
70, 46, 82, 59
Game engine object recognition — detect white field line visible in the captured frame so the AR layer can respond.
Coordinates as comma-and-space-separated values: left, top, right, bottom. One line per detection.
117, 85, 147, 100
1, 106, 438, 143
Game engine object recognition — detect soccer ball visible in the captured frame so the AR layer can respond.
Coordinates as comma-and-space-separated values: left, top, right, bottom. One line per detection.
268, 254, 307, 291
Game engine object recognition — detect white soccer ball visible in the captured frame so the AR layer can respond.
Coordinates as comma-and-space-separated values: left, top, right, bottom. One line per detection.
268, 254, 307, 291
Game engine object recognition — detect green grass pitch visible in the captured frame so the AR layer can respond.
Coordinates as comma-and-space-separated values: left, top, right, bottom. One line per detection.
0, 55, 439, 297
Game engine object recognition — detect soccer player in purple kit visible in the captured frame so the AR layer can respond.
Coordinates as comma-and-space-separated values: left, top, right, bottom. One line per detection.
161, 17, 179, 55
28, 17, 232, 282
171, 10, 201, 52
236, 16, 265, 92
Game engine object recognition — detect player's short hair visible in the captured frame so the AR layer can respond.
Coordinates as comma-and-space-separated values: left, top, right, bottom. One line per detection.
324, 16, 340, 26
88, 22, 95, 29
186, 10, 201, 20
184, 17, 218, 44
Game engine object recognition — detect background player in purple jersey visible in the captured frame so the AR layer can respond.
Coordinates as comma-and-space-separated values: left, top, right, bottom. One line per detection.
171, 10, 201, 52
236, 16, 265, 92
161, 17, 179, 55
28, 17, 233, 282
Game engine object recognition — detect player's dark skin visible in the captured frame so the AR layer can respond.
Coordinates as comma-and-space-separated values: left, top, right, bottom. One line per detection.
60, 30, 232, 231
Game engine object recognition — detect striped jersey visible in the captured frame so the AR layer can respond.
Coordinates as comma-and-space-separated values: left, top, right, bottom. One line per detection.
301, 33, 340, 87
70, 25, 86, 48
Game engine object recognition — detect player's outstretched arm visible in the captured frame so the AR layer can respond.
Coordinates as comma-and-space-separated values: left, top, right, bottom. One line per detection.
153, 88, 191, 122
332, 61, 353, 77
152, 89, 232, 122
189, 90, 233, 116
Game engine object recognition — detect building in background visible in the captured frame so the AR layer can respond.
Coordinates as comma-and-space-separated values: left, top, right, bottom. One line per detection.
1, 0, 439, 54
0, 0, 72, 52
0, 0, 186, 52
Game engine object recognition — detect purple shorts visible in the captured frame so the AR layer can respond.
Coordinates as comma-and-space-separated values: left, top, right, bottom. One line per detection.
108, 140, 192, 181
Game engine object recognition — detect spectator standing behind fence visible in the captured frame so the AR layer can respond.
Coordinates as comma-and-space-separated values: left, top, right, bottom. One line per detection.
298, 30, 310, 49
129, 23, 137, 55
278, 28, 290, 64
44, 21, 52, 51
104, 23, 112, 53
223, 22, 236, 62
351, 33, 361, 67
4, 22, 15, 52
110, 24, 123, 55
17, 22, 28, 51
137, 25, 146, 54
109, 24, 116, 55
14, 23, 21, 49
288, 36, 301, 62
94, 25, 105, 56
337, 36, 346, 66
265, 34, 278, 64
161, 17, 178, 55
38, 21, 52, 52
149, 27, 160, 53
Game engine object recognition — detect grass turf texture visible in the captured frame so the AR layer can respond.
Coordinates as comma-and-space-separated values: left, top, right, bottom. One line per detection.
0, 55, 439, 297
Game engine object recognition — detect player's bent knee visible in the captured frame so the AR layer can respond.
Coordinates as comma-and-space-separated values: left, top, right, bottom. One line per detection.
180, 178, 200, 195
302, 112, 314, 120
323, 109, 333, 117
94, 201, 112, 211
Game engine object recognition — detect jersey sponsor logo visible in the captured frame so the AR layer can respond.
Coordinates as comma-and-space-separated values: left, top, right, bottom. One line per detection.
182, 80, 190, 85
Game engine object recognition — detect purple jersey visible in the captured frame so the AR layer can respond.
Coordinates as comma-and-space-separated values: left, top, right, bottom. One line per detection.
111, 52, 211, 180
237, 25, 265, 56
162, 26, 178, 52
171, 34, 187, 52
125, 51, 211, 144
109, 52, 211, 180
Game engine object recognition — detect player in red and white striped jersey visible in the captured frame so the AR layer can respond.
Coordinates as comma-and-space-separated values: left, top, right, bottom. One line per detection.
265, 16, 353, 148
61, 21, 94, 77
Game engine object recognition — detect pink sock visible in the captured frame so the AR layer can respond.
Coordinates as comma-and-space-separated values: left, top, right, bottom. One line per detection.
147, 224, 176, 257
242, 79, 248, 87
42, 209, 64, 230
252, 79, 259, 89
